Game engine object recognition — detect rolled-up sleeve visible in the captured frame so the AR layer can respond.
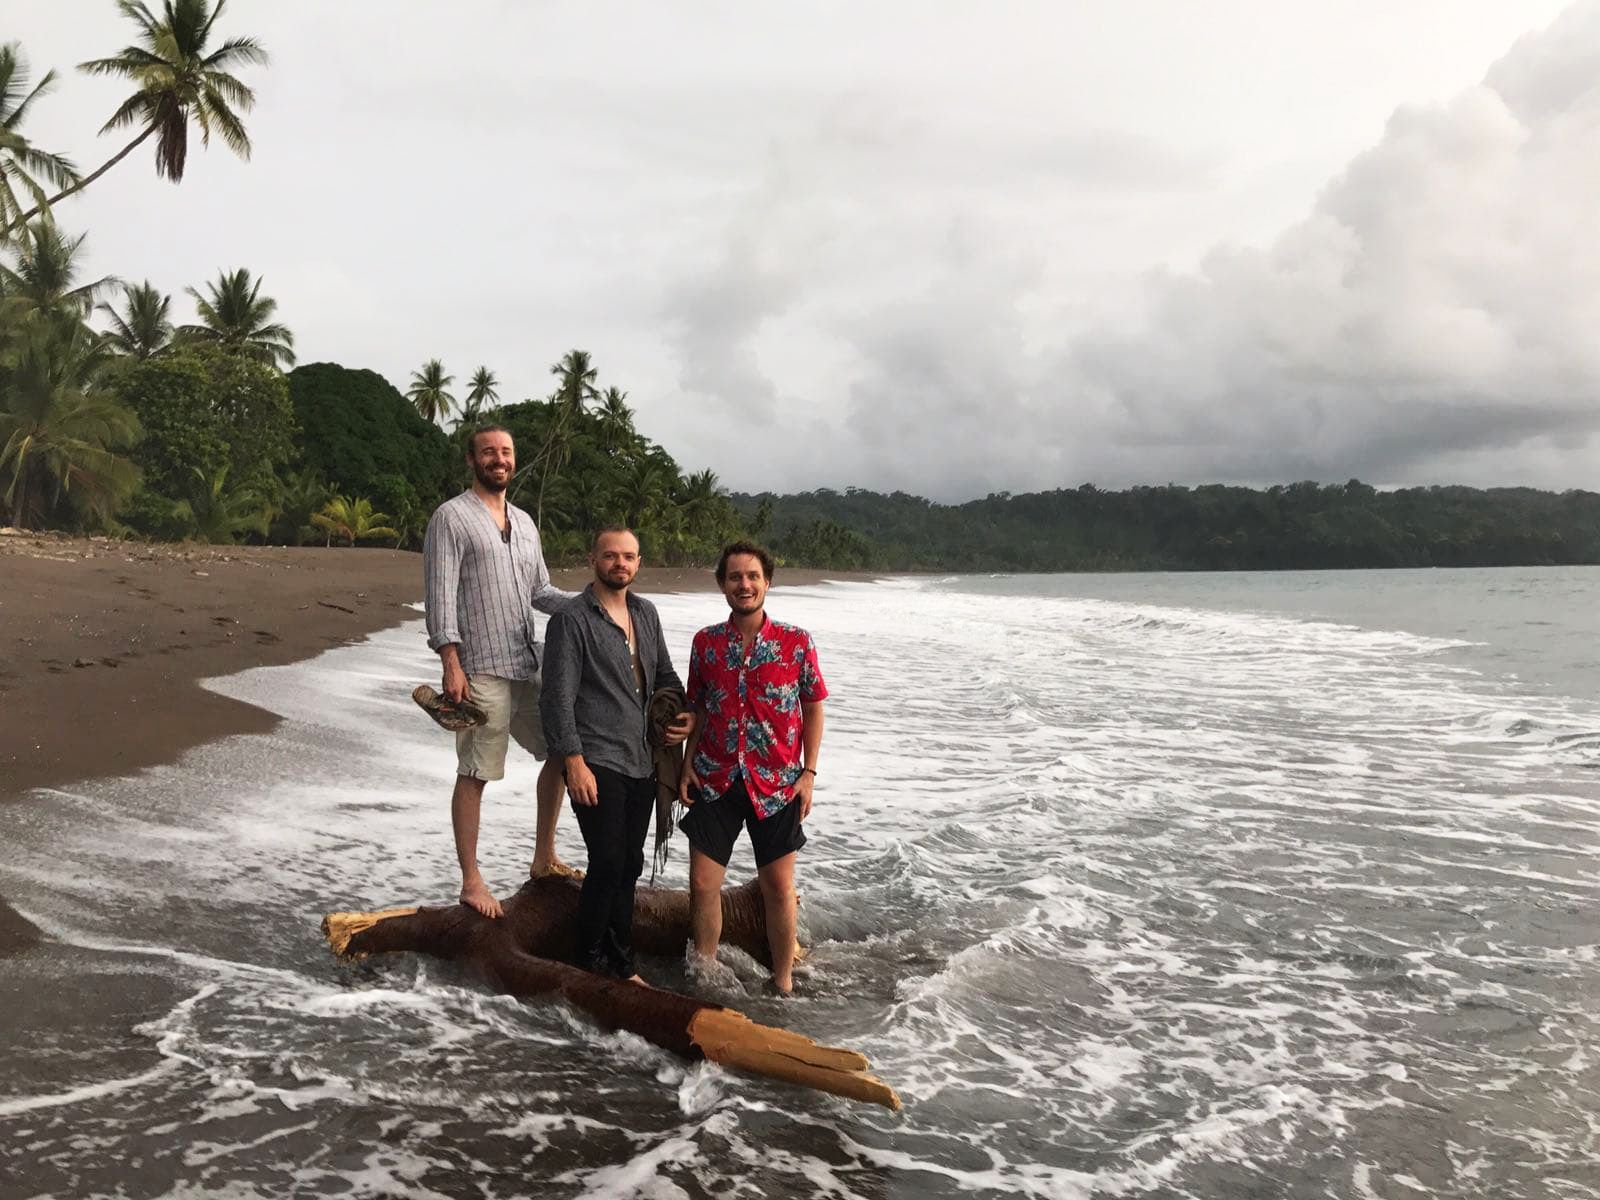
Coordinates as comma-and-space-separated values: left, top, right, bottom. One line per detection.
526, 524, 576, 615
539, 609, 585, 759
423, 510, 462, 652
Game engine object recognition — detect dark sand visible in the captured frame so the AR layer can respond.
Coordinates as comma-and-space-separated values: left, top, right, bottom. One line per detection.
0, 529, 877, 954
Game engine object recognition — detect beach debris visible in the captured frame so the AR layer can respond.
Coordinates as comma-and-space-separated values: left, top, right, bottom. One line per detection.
321, 876, 902, 1111
317, 600, 357, 614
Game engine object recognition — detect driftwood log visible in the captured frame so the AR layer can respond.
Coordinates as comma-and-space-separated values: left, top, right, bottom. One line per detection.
322, 875, 901, 1110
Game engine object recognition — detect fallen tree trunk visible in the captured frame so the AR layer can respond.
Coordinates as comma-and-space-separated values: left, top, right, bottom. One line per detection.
322, 875, 900, 1111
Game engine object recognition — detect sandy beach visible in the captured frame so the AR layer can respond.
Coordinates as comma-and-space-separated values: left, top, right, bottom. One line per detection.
0, 530, 873, 954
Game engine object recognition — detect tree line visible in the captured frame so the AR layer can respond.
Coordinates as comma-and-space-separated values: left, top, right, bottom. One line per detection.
0, 3, 743, 562
4, 3, 1592, 573
740, 481, 1600, 572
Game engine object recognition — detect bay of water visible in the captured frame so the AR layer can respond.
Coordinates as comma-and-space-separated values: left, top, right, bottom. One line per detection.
3, 567, 1598, 1198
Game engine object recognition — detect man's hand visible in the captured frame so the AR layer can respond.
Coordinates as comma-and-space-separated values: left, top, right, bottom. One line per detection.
678, 760, 701, 807
663, 711, 696, 746
565, 756, 599, 807
440, 647, 469, 704
793, 771, 815, 822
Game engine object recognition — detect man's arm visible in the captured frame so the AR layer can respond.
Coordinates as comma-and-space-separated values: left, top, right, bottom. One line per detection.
423, 510, 468, 701
650, 607, 695, 746
527, 523, 577, 615
793, 700, 825, 821
538, 610, 598, 805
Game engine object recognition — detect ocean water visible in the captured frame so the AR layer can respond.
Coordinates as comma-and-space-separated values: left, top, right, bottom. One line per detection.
3, 568, 1598, 1199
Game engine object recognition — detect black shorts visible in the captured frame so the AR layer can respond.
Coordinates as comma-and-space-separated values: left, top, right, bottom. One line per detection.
679, 778, 806, 869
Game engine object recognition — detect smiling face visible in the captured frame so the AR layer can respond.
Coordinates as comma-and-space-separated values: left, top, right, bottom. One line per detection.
719, 552, 769, 617
591, 529, 641, 592
467, 430, 515, 493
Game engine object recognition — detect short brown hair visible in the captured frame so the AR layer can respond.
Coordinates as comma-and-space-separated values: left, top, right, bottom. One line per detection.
466, 424, 512, 455
591, 524, 639, 552
715, 540, 775, 583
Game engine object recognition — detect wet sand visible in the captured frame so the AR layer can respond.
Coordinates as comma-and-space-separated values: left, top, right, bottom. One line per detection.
0, 530, 877, 954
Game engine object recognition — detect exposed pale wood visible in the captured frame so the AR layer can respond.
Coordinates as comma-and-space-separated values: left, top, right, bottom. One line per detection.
319, 876, 900, 1110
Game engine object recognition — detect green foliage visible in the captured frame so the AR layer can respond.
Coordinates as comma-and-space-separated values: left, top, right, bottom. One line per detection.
0, 43, 80, 236
0, 320, 140, 529
289, 362, 452, 545
99, 279, 173, 359
311, 494, 399, 546
180, 267, 294, 367
177, 462, 270, 543
736, 482, 1600, 572
406, 358, 455, 425
112, 343, 294, 507
267, 463, 329, 545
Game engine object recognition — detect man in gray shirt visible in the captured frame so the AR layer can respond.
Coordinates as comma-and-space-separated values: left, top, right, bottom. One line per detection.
423, 425, 574, 918
541, 526, 692, 979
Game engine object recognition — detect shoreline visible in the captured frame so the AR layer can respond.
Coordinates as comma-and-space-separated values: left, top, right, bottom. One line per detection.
0, 532, 885, 955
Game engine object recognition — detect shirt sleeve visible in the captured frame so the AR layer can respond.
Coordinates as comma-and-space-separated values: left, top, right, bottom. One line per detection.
799, 633, 828, 702
423, 509, 462, 652
686, 631, 706, 708
539, 609, 585, 759
526, 523, 578, 615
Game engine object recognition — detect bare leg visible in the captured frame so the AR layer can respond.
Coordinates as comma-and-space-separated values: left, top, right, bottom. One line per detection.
529, 757, 580, 878
451, 774, 502, 919
688, 846, 728, 963
758, 853, 798, 994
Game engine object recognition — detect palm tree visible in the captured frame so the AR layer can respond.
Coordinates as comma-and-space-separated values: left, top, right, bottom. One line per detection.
678, 467, 725, 528
0, 322, 140, 529
406, 359, 455, 425
619, 458, 672, 528
311, 494, 399, 547
98, 279, 172, 358
0, 43, 81, 236
463, 366, 499, 421
267, 463, 327, 544
0, 220, 115, 328
180, 462, 268, 543
596, 386, 636, 457
550, 349, 598, 418
179, 267, 294, 366
1, 0, 268, 236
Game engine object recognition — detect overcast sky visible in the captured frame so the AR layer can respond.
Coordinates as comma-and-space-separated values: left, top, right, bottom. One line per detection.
11, 1, 1595, 499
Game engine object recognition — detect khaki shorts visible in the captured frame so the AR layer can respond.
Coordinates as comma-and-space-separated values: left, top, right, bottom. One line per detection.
456, 674, 546, 781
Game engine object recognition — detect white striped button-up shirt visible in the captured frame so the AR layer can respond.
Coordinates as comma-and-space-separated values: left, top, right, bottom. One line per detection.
423, 491, 573, 680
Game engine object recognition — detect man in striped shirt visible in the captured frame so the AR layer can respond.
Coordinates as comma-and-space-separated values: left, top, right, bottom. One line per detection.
423, 425, 575, 918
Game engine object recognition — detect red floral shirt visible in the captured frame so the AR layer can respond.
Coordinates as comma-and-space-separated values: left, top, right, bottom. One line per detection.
686, 616, 828, 818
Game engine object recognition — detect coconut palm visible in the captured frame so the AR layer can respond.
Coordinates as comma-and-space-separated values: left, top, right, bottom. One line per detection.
406, 359, 455, 425
179, 267, 294, 367
619, 458, 673, 528
2, 0, 268, 236
311, 494, 399, 547
180, 461, 269, 543
0, 220, 115, 328
98, 279, 172, 359
463, 366, 499, 421
678, 467, 725, 527
596, 386, 636, 457
0, 322, 139, 529
550, 349, 598, 418
0, 43, 81, 237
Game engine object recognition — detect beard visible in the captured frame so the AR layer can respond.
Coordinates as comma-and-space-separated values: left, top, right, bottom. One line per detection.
594, 565, 635, 592
472, 462, 510, 493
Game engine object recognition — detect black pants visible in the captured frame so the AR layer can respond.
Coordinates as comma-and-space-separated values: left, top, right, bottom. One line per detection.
571, 764, 655, 977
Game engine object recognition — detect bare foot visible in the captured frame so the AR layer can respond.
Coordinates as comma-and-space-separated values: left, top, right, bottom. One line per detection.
529, 856, 583, 881
766, 976, 794, 997
459, 877, 503, 919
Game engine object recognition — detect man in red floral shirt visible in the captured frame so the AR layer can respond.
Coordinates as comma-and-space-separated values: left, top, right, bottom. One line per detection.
678, 540, 827, 995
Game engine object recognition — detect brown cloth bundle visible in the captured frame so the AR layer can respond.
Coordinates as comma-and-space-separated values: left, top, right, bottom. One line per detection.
646, 688, 686, 883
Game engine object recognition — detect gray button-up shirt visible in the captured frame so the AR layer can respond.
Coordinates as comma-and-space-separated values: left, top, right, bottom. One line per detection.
540, 584, 684, 778
422, 491, 573, 680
